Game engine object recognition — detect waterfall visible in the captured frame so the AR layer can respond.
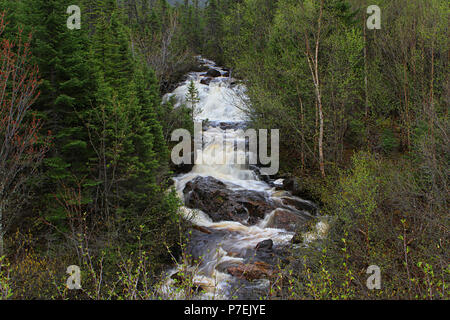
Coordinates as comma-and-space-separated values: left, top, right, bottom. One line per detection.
159, 57, 326, 299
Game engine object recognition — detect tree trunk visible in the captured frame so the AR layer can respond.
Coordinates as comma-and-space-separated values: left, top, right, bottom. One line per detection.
315, 1, 325, 178
317, 88, 325, 178
304, 0, 325, 178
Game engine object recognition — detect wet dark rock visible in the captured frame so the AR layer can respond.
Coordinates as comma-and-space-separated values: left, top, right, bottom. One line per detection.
230, 279, 274, 299
183, 176, 276, 225
265, 208, 313, 232
281, 197, 318, 216
255, 239, 273, 251
200, 77, 212, 85
254, 239, 275, 263
223, 71, 230, 77
206, 68, 222, 77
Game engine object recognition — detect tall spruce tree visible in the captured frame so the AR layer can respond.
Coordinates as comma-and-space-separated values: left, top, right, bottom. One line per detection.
19, 0, 99, 222
91, 0, 170, 219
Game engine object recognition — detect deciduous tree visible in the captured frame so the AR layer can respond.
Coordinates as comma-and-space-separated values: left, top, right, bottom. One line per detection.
0, 12, 50, 254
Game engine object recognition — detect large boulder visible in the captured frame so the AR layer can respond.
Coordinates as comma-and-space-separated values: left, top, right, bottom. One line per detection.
183, 176, 276, 224
265, 208, 313, 232
206, 68, 222, 77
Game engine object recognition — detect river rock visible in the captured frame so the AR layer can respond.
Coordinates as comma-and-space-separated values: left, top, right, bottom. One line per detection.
206, 69, 222, 77
226, 261, 275, 281
200, 77, 212, 85
183, 176, 276, 225
255, 239, 273, 251
280, 196, 318, 216
265, 208, 313, 232
254, 239, 275, 263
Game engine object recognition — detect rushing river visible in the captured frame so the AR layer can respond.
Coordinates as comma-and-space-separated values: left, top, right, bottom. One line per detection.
160, 57, 327, 299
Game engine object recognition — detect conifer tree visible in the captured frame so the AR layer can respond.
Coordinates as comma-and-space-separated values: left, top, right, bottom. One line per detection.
91, 0, 170, 219
186, 80, 201, 121
19, 0, 99, 222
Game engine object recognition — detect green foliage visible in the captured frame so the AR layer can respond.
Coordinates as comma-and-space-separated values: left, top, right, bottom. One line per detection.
160, 96, 194, 141
0, 0, 187, 296
380, 128, 400, 154
0, 256, 12, 300
0, 0, 448, 301
335, 152, 379, 226
185, 80, 201, 120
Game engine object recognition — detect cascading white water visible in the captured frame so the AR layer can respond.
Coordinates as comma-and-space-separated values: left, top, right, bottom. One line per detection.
160, 57, 327, 299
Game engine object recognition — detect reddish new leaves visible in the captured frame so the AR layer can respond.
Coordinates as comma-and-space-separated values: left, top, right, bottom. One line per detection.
0, 11, 51, 243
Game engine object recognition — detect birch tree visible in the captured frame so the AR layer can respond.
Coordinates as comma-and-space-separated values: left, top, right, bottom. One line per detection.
303, 0, 326, 178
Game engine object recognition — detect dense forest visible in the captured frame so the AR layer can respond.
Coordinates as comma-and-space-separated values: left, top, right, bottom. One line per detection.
0, 0, 448, 300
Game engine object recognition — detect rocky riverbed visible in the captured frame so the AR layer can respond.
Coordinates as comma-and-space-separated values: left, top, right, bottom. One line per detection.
160, 57, 328, 299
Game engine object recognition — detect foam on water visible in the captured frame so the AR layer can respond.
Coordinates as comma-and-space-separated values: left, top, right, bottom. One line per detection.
160, 57, 326, 299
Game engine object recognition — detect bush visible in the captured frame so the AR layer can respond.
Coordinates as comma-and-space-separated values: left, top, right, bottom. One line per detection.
282, 151, 449, 300
381, 128, 400, 154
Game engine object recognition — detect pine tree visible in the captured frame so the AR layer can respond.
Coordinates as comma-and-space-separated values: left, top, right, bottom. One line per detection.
204, 0, 222, 58
19, 0, 99, 222
134, 62, 169, 167
91, 0, 170, 218
92, 1, 134, 93
186, 80, 201, 121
